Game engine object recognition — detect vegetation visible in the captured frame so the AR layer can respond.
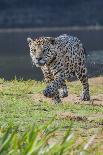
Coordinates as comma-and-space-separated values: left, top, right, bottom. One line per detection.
0, 77, 103, 154
0, 121, 102, 155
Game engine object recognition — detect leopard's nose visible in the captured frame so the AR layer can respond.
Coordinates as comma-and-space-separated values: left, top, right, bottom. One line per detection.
36, 57, 42, 61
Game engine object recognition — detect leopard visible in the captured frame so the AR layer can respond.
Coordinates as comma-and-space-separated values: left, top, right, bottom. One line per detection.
27, 34, 90, 103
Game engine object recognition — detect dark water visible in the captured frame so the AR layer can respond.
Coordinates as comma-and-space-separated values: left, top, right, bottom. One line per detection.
0, 28, 103, 80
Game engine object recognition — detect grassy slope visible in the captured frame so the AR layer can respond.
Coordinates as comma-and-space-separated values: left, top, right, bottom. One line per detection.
0, 77, 103, 149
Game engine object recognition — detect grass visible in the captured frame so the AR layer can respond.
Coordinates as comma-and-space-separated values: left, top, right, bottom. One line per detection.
0, 77, 103, 154
0, 121, 102, 155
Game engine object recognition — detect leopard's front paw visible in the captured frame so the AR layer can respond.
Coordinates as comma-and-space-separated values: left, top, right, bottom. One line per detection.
52, 96, 61, 103
59, 89, 68, 98
43, 87, 55, 98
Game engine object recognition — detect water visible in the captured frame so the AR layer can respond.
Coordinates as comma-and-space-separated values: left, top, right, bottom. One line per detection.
0, 28, 103, 80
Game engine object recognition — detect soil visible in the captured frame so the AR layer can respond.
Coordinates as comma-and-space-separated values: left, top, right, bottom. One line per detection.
31, 77, 103, 106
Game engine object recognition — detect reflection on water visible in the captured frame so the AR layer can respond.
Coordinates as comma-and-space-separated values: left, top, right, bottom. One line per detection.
0, 28, 103, 80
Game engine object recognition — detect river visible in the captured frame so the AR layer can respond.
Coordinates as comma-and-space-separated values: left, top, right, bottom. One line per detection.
0, 27, 103, 80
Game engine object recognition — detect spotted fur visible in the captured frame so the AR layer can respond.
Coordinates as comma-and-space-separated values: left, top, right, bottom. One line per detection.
27, 34, 90, 103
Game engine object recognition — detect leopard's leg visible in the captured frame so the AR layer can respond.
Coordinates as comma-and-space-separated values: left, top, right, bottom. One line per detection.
59, 82, 68, 98
59, 71, 75, 98
75, 66, 90, 101
41, 66, 53, 83
52, 91, 61, 103
43, 76, 64, 103
42, 66, 62, 103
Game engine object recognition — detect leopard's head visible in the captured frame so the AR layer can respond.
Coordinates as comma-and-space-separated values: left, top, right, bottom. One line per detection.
27, 37, 56, 67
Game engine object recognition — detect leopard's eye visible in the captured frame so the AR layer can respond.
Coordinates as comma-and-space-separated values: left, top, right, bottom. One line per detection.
30, 48, 36, 54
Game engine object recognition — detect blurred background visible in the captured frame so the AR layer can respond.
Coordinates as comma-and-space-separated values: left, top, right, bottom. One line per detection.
0, 0, 103, 80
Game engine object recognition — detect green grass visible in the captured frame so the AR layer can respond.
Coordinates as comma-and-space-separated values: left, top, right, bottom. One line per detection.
0, 77, 103, 154
0, 121, 102, 155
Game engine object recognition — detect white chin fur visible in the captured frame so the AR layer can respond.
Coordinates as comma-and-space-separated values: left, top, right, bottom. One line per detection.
35, 64, 40, 67
35, 59, 46, 67
39, 59, 45, 64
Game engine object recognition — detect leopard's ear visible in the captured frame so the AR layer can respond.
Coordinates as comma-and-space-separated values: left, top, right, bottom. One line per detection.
27, 37, 33, 44
47, 37, 55, 45
50, 37, 55, 45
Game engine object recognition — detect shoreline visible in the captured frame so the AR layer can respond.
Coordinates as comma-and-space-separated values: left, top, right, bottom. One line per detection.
0, 26, 103, 33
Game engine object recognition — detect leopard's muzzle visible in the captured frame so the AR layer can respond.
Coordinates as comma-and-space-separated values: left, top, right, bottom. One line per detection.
35, 57, 46, 67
